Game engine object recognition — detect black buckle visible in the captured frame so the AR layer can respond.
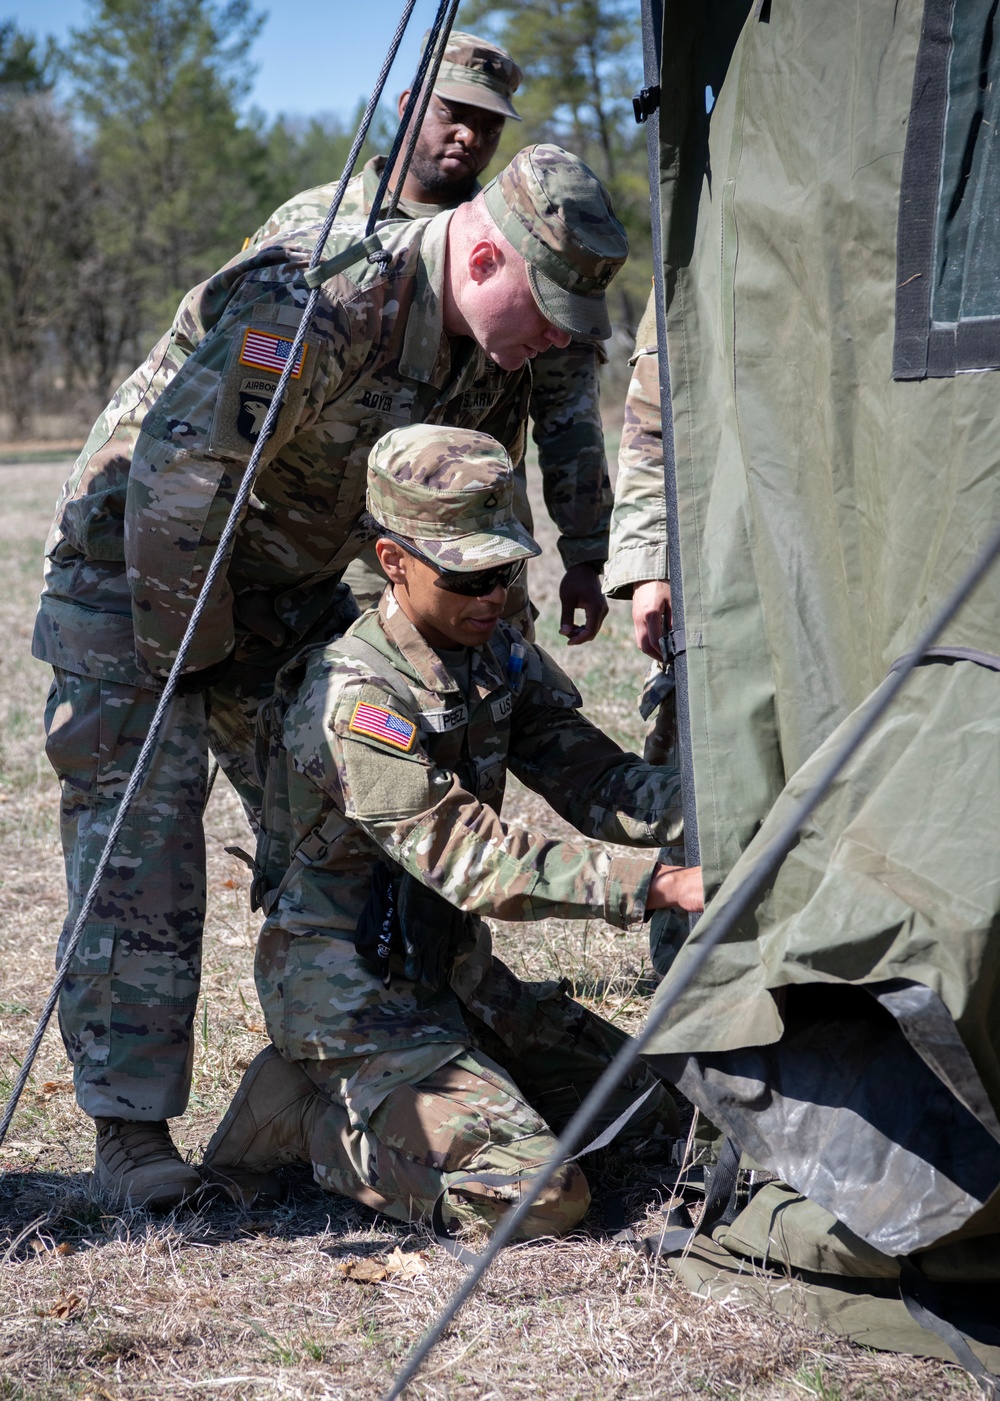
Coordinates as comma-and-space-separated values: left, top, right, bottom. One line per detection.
633, 85, 661, 124
658, 628, 686, 665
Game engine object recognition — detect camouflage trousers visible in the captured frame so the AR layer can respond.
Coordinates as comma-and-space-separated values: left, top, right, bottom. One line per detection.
43, 666, 270, 1120
306, 1048, 591, 1238
291, 962, 677, 1237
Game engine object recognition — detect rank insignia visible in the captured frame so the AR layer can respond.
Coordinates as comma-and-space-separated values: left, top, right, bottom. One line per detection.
349, 700, 417, 752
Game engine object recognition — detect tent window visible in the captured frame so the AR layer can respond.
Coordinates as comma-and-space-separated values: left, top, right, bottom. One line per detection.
894, 0, 1000, 378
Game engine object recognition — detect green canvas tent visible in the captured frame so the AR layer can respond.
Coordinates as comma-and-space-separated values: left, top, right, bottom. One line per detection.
639, 0, 1000, 1364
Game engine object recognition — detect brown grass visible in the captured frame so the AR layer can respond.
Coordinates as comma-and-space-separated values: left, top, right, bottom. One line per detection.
0, 456, 978, 1400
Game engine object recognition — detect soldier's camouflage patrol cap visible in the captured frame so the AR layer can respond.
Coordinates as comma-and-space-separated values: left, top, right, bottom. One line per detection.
483, 144, 628, 341
367, 424, 542, 571
427, 30, 523, 121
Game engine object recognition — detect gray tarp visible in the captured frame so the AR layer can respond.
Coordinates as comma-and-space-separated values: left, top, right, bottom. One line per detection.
645, 0, 1000, 1259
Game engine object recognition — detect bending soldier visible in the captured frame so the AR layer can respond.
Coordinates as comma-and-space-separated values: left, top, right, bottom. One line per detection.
202, 423, 703, 1239
35, 146, 628, 1208
250, 30, 612, 644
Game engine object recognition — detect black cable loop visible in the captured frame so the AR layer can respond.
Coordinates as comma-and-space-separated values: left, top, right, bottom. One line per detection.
384, 0, 461, 220
380, 517, 1000, 1399
0, 0, 421, 1158
366, 0, 456, 234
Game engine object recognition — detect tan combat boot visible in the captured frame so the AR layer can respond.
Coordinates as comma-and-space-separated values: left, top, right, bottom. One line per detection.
94, 1119, 203, 1210
202, 1045, 320, 1204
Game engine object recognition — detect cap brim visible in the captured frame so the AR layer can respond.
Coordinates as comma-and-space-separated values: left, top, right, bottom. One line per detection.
409, 517, 541, 571
432, 79, 521, 121
526, 264, 612, 341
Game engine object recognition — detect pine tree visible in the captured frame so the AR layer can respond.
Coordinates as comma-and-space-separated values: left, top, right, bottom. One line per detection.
0, 24, 82, 436
63, 0, 268, 392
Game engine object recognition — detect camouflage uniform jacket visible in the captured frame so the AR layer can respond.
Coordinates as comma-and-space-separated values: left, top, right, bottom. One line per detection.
250, 156, 612, 570
604, 290, 667, 598
254, 588, 680, 1063
32, 213, 529, 687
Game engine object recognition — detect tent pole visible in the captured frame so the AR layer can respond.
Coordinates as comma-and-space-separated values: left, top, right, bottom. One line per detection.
639, 0, 700, 875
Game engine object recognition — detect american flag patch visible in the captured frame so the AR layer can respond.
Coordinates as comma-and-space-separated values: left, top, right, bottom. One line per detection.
239, 327, 307, 377
349, 700, 417, 752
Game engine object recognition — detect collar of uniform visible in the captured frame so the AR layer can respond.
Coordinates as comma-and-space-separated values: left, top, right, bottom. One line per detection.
360, 156, 385, 213
376, 588, 507, 702
363, 154, 481, 223
468, 638, 506, 702
377, 588, 462, 697
399, 209, 456, 387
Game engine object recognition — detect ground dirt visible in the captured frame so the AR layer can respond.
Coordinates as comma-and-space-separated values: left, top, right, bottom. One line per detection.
0, 456, 978, 1400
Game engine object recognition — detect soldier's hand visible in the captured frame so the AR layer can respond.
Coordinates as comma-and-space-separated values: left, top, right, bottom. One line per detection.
646, 862, 704, 914
632, 580, 672, 659
559, 563, 609, 645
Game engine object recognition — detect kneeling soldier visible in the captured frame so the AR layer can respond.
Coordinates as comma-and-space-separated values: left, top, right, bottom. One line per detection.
203, 424, 703, 1239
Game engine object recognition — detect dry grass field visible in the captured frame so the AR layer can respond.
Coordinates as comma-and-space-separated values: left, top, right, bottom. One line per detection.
0, 453, 978, 1400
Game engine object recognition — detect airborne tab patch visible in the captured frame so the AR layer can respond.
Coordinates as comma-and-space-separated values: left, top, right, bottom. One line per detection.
349, 700, 417, 752
239, 327, 307, 378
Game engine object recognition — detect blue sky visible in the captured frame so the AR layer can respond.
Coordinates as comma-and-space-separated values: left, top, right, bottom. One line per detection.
6, 0, 439, 122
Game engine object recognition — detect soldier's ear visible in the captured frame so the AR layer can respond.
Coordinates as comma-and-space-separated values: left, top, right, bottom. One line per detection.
375, 537, 408, 585
397, 88, 412, 121
467, 239, 504, 284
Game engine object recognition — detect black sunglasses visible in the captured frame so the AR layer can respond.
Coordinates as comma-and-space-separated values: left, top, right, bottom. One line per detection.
380, 530, 526, 597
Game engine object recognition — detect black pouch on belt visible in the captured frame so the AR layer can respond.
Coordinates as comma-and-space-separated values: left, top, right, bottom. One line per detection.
355, 862, 472, 993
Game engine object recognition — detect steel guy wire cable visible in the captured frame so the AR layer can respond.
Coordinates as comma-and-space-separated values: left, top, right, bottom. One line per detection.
0, 0, 425, 1156
366, 0, 459, 233
380, 516, 1000, 1400
384, 0, 462, 222
306, 0, 422, 269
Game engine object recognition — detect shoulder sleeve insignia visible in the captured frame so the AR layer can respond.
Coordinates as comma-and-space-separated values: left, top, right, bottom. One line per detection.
348, 699, 417, 752
239, 327, 307, 378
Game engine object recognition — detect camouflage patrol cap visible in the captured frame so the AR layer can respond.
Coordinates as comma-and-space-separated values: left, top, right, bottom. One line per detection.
427, 30, 523, 121
482, 144, 628, 340
367, 424, 541, 571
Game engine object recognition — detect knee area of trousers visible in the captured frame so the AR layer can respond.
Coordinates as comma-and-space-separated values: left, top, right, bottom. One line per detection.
510, 1161, 591, 1240
444, 1161, 590, 1240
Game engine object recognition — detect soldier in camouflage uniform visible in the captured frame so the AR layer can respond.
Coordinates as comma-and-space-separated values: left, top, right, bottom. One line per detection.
34, 145, 628, 1208
249, 31, 612, 645
605, 287, 686, 976
201, 423, 703, 1239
